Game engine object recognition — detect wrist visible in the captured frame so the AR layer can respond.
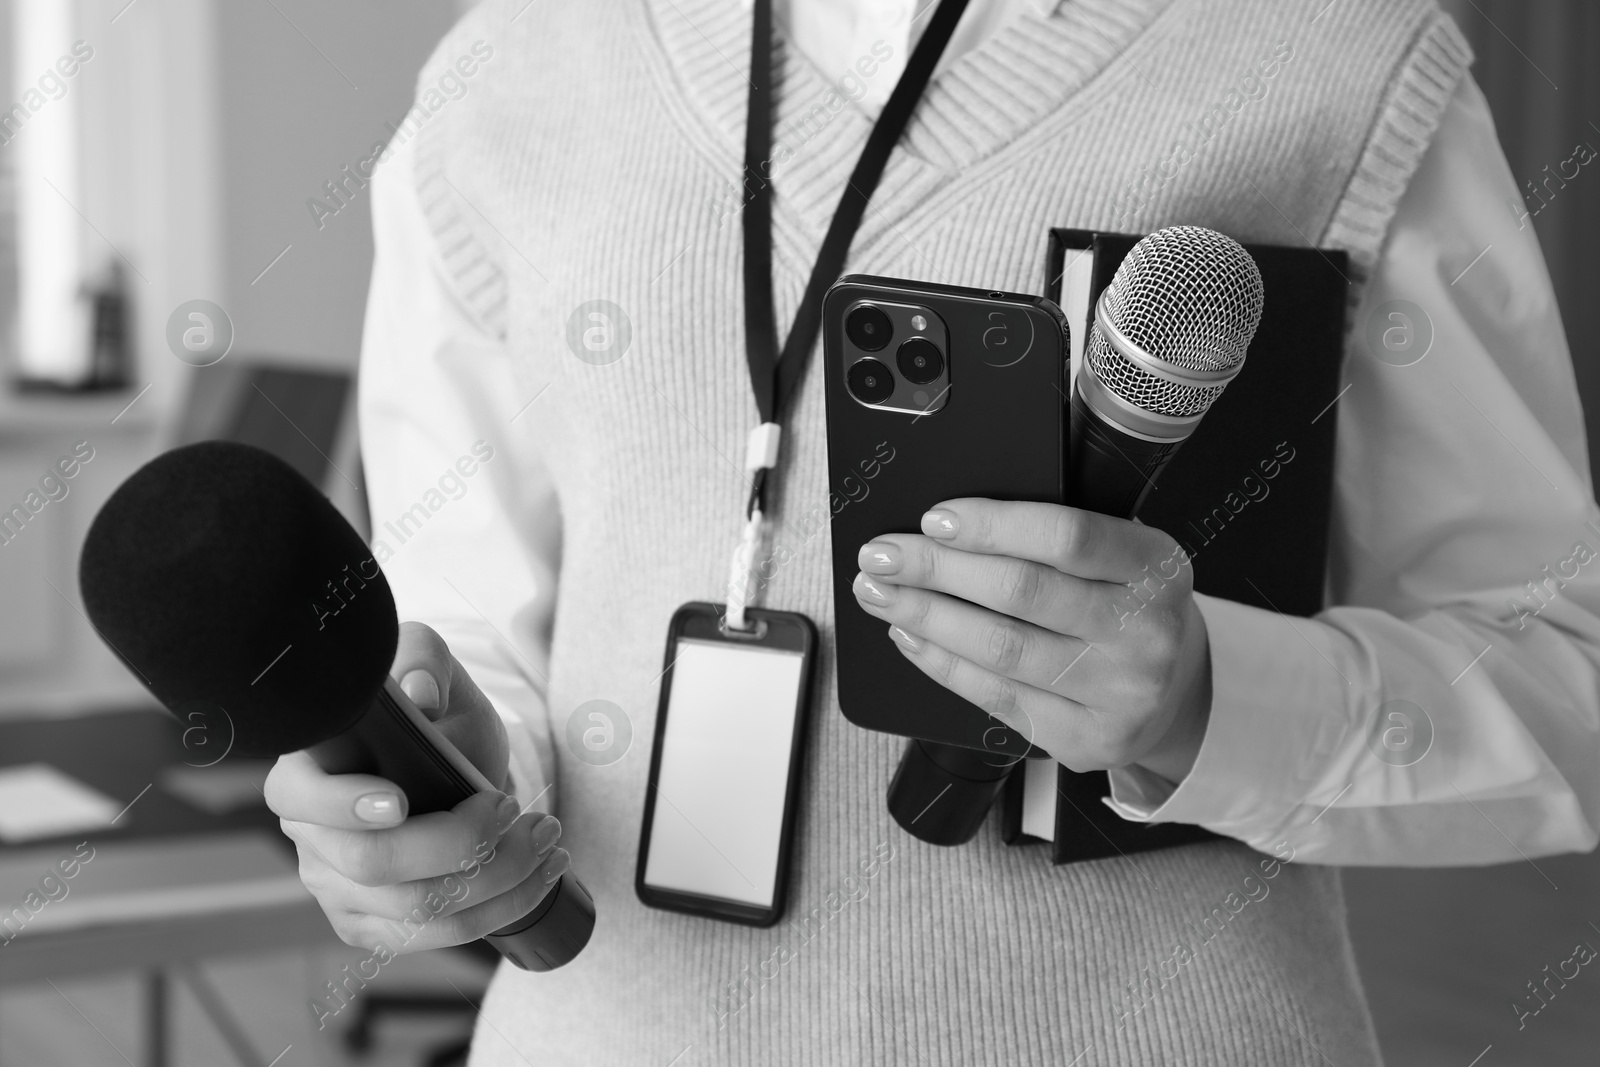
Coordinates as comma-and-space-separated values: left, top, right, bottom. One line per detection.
1132, 602, 1213, 784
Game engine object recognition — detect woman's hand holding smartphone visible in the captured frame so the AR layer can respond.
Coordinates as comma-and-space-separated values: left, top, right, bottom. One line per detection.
823, 275, 1212, 785
850, 498, 1214, 784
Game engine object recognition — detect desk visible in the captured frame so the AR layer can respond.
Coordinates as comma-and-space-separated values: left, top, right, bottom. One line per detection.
0, 709, 341, 1067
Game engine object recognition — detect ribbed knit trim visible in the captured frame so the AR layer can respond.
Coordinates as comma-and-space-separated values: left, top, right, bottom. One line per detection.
410, 1, 1471, 340
640, 0, 1173, 168
1320, 9, 1474, 288
632, 0, 1175, 243
414, 122, 509, 339
898, 0, 1176, 171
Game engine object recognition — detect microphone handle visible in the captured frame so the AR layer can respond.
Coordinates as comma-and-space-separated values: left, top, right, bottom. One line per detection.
310, 676, 595, 972
1068, 384, 1184, 520
888, 384, 1195, 844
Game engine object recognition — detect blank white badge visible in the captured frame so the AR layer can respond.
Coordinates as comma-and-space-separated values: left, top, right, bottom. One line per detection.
642, 638, 805, 907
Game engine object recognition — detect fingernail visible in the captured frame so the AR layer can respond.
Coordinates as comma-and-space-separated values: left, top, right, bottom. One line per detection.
529, 814, 561, 856
853, 572, 894, 605
921, 510, 958, 539
400, 669, 441, 710
355, 792, 404, 824
858, 541, 902, 574
888, 625, 921, 652
495, 794, 521, 832
542, 849, 572, 885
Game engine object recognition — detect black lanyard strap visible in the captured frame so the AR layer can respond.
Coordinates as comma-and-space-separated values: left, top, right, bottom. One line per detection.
741, 0, 971, 515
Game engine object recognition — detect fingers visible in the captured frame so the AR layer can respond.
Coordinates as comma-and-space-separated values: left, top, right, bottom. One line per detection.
334, 847, 573, 954
281, 788, 522, 886
884, 628, 1129, 771
919, 499, 1184, 583
858, 535, 1123, 638
853, 573, 1096, 694
394, 621, 455, 719
270, 743, 567, 957
302, 811, 562, 924
266, 751, 411, 829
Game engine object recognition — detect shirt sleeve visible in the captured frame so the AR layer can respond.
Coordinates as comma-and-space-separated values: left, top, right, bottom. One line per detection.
1105, 74, 1600, 866
358, 135, 562, 816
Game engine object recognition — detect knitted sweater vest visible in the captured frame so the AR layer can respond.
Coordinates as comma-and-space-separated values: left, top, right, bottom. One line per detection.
407, 1, 1470, 1063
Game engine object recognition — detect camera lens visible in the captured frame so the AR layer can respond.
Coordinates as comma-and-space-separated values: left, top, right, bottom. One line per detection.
896, 338, 944, 385
846, 359, 895, 404
845, 305, 892, 352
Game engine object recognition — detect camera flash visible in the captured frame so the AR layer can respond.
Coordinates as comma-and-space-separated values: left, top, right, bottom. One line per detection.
910, 314, 927, 332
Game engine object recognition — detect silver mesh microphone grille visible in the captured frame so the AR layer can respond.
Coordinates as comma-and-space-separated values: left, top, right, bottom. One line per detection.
1087, 328, 1228, 418
1086, 226, 1265, 420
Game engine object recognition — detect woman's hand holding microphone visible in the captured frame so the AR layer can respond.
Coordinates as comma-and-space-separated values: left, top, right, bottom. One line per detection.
265, 623, 571, 954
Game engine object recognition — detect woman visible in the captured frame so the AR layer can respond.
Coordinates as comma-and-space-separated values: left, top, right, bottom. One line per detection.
267, 0, 1600, 1062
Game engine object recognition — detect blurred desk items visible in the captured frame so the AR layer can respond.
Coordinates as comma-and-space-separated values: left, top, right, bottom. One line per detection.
0, 708, 339, 1067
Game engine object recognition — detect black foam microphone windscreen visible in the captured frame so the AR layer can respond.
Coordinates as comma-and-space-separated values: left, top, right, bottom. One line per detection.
80, 440, 395, 758
80, 441, 594, 972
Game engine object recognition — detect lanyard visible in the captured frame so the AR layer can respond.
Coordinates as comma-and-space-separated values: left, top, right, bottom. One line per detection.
728, 0, 970, 628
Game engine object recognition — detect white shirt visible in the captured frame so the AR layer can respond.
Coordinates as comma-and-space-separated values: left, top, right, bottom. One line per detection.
360, 1, 1600, 866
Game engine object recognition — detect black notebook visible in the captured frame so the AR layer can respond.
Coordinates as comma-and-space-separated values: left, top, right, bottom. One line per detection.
1002, 228, 1350, 863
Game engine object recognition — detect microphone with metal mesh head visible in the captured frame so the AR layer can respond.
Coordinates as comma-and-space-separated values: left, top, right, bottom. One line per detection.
1070, 225, 1264, 518
887, 226, 1264, 848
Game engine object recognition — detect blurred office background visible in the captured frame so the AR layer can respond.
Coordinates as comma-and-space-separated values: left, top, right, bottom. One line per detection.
0, 0, 1594, 1064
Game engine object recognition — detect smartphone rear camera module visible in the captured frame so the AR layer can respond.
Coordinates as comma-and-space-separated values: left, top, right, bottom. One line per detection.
836, 298, 947, 415
896, 338, 944, 385
845, 305, 893, 352
846, 358, 895, 404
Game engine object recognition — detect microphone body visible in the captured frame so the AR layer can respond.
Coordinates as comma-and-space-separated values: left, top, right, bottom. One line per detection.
1067, 385, 1181, 519
79, 441, 594, 971
886, 738, 1015, 846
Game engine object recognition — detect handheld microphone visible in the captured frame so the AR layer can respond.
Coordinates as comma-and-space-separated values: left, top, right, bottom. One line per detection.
1070, 225, 1264, 518
887, 226, 1264, 847
79, 440, 595, 972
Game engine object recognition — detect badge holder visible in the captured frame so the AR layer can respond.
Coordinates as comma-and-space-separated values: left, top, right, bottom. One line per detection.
634, 0, 972, 924
635, 602, 816, 926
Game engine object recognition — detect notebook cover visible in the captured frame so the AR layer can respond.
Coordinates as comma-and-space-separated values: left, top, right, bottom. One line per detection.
1000, 228, 1349, 861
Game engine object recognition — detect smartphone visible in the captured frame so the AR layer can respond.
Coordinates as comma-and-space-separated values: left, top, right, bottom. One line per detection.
822, 275, 1070, 758
635, 603, 816, 926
